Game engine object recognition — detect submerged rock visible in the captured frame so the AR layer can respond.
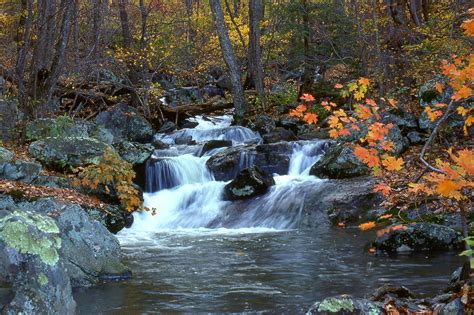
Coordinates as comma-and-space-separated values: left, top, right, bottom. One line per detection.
310, 144, 369, 179
224, 166, 275, 201
374, 223, 463, 252
28, 136, 112, 171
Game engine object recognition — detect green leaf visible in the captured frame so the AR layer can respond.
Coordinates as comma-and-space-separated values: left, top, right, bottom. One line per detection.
460, 249, 473, 257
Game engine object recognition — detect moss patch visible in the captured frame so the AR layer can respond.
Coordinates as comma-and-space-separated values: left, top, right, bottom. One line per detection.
317, 297, 355, 313
0, 211, 61, 266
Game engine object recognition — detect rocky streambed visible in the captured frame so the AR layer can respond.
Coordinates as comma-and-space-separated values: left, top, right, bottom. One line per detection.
0, 103, 472, 314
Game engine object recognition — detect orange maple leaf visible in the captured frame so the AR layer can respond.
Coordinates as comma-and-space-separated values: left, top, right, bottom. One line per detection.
461, 18, 474, 36
301, 94, 315, 102
374, 183, 392, 196
436, 180, 462, 200
452, 85, 473, 101
382, 156, 404, 171
359, 221, 376, 231
334, 83, 343, 89
435, 82, 445, 93
358, 77, 370, 86
355, 104, 373, 120
304, 112, 318, 124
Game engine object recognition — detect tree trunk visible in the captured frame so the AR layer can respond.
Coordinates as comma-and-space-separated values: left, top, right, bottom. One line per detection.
15, 0, 33, 111
42, 0, 75, 113
209, 0, 246, 124
299, 0, 313, 96
246, 0, 265, 103
118, 0, 140, 107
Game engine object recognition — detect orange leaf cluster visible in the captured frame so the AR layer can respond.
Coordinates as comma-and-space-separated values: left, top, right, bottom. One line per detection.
409, 149, 474, 201
359, 221, 376, 231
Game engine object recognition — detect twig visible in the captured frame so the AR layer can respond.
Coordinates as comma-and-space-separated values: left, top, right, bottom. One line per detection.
419, 100, 455, 174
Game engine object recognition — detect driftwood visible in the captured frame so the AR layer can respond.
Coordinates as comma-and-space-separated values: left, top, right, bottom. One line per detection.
161, 101, 234, 122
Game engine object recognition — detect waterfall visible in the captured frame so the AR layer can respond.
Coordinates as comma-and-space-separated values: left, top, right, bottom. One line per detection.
288, 141, 330, 176
145, 154, 212, 192
120, 115, 330, 237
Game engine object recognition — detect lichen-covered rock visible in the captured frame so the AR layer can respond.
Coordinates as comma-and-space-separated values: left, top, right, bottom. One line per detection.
374, 223, 464, 252
55, 206, 131, 287
306, 295, 383, 314
224, 166, 275, 201
25, 118, 93, 141
28, 136, 112, 171
310, 144, 369, 179
10, 198, 131, 287
419, 77, 453, 108
0, 210, 76, 314
96, 103, 154, 143
381, 111, 418, 130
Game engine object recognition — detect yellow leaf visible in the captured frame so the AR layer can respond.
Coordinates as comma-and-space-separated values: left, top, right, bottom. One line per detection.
359, 221, 376, 231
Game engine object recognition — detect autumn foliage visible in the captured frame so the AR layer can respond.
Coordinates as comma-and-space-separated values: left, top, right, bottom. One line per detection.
73, 148, 142, 212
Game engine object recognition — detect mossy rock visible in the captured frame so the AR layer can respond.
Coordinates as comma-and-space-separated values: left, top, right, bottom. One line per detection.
28, 136, 113, 171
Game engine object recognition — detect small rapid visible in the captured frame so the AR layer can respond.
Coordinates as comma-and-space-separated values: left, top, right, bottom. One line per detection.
79, 113, 463, 314
120, 114, 328, 236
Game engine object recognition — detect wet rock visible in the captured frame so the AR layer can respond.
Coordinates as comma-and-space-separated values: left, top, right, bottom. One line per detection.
374, 223, 463, 252
370, 284, 414, 301
310, 144, 369, 179
159, 121, 177, 133
206, 143, 292, 181
174, 135, 196, 145
25, 118, 93, 141
200, 140, 232, 156
203, 85, 225, 98
152, 139, 170, 150
217, 177, 378, 229
179, 119, 199, 129
29, 136, 113, 171
88, 205, 134, 234
224, 166, 275, 201
262, 127, 297, 144
298, 129, 331, 140
96, 103, 154, 143
306, 295, 383, 314
114, 141, 153, 166
0, 210, 76, 314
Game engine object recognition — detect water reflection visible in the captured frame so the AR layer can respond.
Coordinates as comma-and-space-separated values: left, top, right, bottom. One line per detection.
75, 227, 462, 314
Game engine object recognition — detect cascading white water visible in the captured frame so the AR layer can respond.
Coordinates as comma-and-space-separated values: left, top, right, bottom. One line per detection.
145, 154, 212, 192
288, 141, 329, 176
119, 115, 329, 238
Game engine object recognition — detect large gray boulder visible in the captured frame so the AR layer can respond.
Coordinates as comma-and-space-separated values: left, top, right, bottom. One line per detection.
310, 144, 369, 179
0, 210, 76, 314
28, 137, 112, 171
374, 223, 464, 252
11, 198, 131, 287
96, 103, 154, 143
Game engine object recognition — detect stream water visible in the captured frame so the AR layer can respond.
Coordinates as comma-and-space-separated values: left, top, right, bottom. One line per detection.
75, 114, 463, 314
